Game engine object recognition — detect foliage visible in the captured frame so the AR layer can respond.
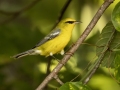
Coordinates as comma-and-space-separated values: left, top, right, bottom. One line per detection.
111, 1, 120, 31
0, 0, 120, 90
96, 22, 120, 68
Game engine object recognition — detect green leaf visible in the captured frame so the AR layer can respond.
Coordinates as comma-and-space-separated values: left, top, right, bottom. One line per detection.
59, 82, 92, 90
114, 54, 120, 84
111, 1, 120, 31
96, 21, 120, 67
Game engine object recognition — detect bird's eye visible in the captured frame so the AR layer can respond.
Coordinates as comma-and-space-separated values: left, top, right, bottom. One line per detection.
65, 21, 75, 24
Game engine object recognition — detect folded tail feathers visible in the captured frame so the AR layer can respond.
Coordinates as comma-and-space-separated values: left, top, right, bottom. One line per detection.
13, 49, 36, 59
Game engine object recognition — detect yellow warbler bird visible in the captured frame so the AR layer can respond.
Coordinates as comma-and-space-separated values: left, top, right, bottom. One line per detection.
13, 18, 79, 59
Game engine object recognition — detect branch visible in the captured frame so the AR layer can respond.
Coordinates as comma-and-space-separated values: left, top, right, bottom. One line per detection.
0, 0, 41, 15
0, 0, 41, 24
0, 14, 19, 25
36, 0, 114, 90
46, 57, 52, 75
52, 0, 72, 29
54, 75, 64, 85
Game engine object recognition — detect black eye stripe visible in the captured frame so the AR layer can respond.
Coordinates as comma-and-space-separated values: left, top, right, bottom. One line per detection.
65, 21, 75, 24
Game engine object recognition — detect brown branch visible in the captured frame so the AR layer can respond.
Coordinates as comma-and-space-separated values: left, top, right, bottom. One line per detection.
19, 0, 41, 13
0, 14, 19, 25
0, 0, 41, 24
0, 0, 41, 15
54, 75, 64, 85
46, 57, 64, 85
36, 0, 114, 90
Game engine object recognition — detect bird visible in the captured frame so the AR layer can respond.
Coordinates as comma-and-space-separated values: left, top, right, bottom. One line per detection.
13, 18, 79, 59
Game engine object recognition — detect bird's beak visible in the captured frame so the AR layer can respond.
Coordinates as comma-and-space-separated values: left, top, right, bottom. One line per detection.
74, 21, 82, 24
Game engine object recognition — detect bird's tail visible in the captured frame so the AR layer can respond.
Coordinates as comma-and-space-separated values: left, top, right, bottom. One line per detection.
13, 49, 36, 59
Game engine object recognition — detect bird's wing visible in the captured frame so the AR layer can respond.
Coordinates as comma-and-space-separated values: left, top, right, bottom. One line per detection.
33, 28, 61, 48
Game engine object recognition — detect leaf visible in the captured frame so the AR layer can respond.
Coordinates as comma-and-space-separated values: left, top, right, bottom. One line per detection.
96, 21, 120, 67
59, 82, 92, 90
114, 54, 120, 84
111, 1, 120, 32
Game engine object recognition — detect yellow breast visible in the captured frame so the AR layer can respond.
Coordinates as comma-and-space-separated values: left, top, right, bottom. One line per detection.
36, 29, 72, 56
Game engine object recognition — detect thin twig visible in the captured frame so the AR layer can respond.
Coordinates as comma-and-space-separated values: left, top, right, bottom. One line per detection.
70, 55, 94, 82
0, 0, 41, 15
0, 14, 19, 25
46, 57, 64, 85
54, 75, 64, 85
0, 0, 41, 24
52, 0, 72, 29
36, 0, 114, 90
81, 42, 102, 48
19, 0, 41, 13
46, 57, 52, 75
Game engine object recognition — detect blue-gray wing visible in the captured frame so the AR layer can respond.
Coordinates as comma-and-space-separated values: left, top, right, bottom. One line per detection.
34, 29, 61, 48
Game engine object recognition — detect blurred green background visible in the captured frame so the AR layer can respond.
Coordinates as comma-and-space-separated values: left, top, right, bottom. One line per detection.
0, 0, 119, 90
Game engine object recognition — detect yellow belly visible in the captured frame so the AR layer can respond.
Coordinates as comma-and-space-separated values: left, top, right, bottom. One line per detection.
36, 34, 71, 56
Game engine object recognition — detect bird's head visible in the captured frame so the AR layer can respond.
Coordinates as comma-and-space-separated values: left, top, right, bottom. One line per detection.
57, 18, 80, 29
